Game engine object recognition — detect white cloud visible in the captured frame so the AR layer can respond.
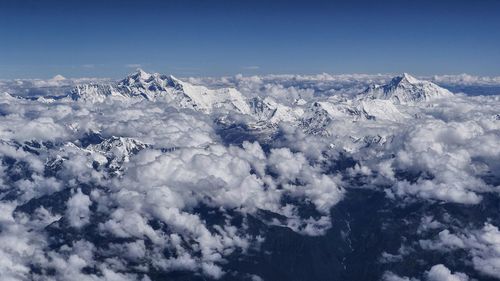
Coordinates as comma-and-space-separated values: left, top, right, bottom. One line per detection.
382, 271, 419, 281
430, 74, 500, 86
426, 264, 469, 281
125, 64, 142, 68
0, 71, 499, 280
242, 65, 260, 70
420, 223, 500, 279
66, 189, 92, 228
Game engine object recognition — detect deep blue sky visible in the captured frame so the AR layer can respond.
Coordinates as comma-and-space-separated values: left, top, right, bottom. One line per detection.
0, 0, 499, 79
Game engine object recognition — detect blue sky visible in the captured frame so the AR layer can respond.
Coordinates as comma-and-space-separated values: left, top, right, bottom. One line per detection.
0, 0, 499, 79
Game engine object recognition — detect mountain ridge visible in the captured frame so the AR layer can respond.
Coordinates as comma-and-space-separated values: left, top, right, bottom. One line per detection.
68, 71, 453, 131
359, 73, 453, 104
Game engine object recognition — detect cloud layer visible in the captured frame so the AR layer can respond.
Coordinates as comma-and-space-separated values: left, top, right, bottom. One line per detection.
0, 71, 499, 280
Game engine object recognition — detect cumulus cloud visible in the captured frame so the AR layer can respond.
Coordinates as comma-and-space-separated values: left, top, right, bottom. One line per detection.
426, 264, 469, 281
0, 71, 499, 280
66, 189, 92, 228
0, 89, 345, 279
382, 271, 419, 281
0, 203, 37, 281
328, 94, 500, 205
420, 223, 500, 279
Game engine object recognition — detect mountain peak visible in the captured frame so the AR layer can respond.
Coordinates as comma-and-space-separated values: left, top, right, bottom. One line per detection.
361, 73, 453, 104
167, 74, 182, 84
390, 73, 419, 86
127, 68, 152, 82
401, 72, 415, 80
51, 74, 67, 81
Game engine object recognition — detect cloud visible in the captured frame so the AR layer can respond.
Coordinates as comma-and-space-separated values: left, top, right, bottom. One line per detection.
420, 223, 500, 279
0, 203, 34, 281
0, 86, 346, 278
66, 188, 92, 228
51, 74, 66, 81
426, 264, 469, 281
430, 74, 500, 86
125, 64, 142, 68
0, 71, 499, 280
382, 271, 419, 281
242, 65, 260, 70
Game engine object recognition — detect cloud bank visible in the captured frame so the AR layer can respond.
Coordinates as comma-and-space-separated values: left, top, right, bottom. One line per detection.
0, 70, 499, 280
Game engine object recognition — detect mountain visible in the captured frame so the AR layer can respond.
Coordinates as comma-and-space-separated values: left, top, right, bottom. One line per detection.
70, 84, 125, 102
299, 95, 409, 135
359, 99, 406, 121
249, 96, 304, 124
69, 72, 441, 134
300, 102, 336, 135
360, 73, 453, 104
87, 136, 149, 172
299, 99, 372, 135
71, 69, 251, 114
162, 75, 251, 114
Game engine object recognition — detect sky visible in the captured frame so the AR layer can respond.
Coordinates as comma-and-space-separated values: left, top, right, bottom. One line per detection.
0, 0, 499, 79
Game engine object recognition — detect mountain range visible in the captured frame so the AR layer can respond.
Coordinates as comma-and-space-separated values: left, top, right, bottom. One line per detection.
68, 70, 453, 128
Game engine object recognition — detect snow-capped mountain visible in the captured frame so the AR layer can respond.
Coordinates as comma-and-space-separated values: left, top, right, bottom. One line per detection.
117, 70, 181, 101
299, 100, 373, 135
360, 73, 453, 104
71, 69, 251, 114
249, 96, 304, 124
358, 99, 406, 121
300, 102, 336, 135
69, 71, 437, 129
87, 136, 149, 171
70, 84, 124, 102
299, 96, 408, 135
166, 76, 251, 114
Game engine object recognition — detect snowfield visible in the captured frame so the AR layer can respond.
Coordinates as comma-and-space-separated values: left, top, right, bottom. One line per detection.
0, 70, 499, 281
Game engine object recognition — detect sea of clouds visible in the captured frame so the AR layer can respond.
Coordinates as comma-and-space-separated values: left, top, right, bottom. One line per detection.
0, 73, 499, 281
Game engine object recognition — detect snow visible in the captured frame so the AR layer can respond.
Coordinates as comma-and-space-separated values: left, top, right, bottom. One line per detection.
72, 70, 252, 114
51, 74, 67, 81
360, 73, 453, 104
249, 96, 303, 124
360, 99, 406, 121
